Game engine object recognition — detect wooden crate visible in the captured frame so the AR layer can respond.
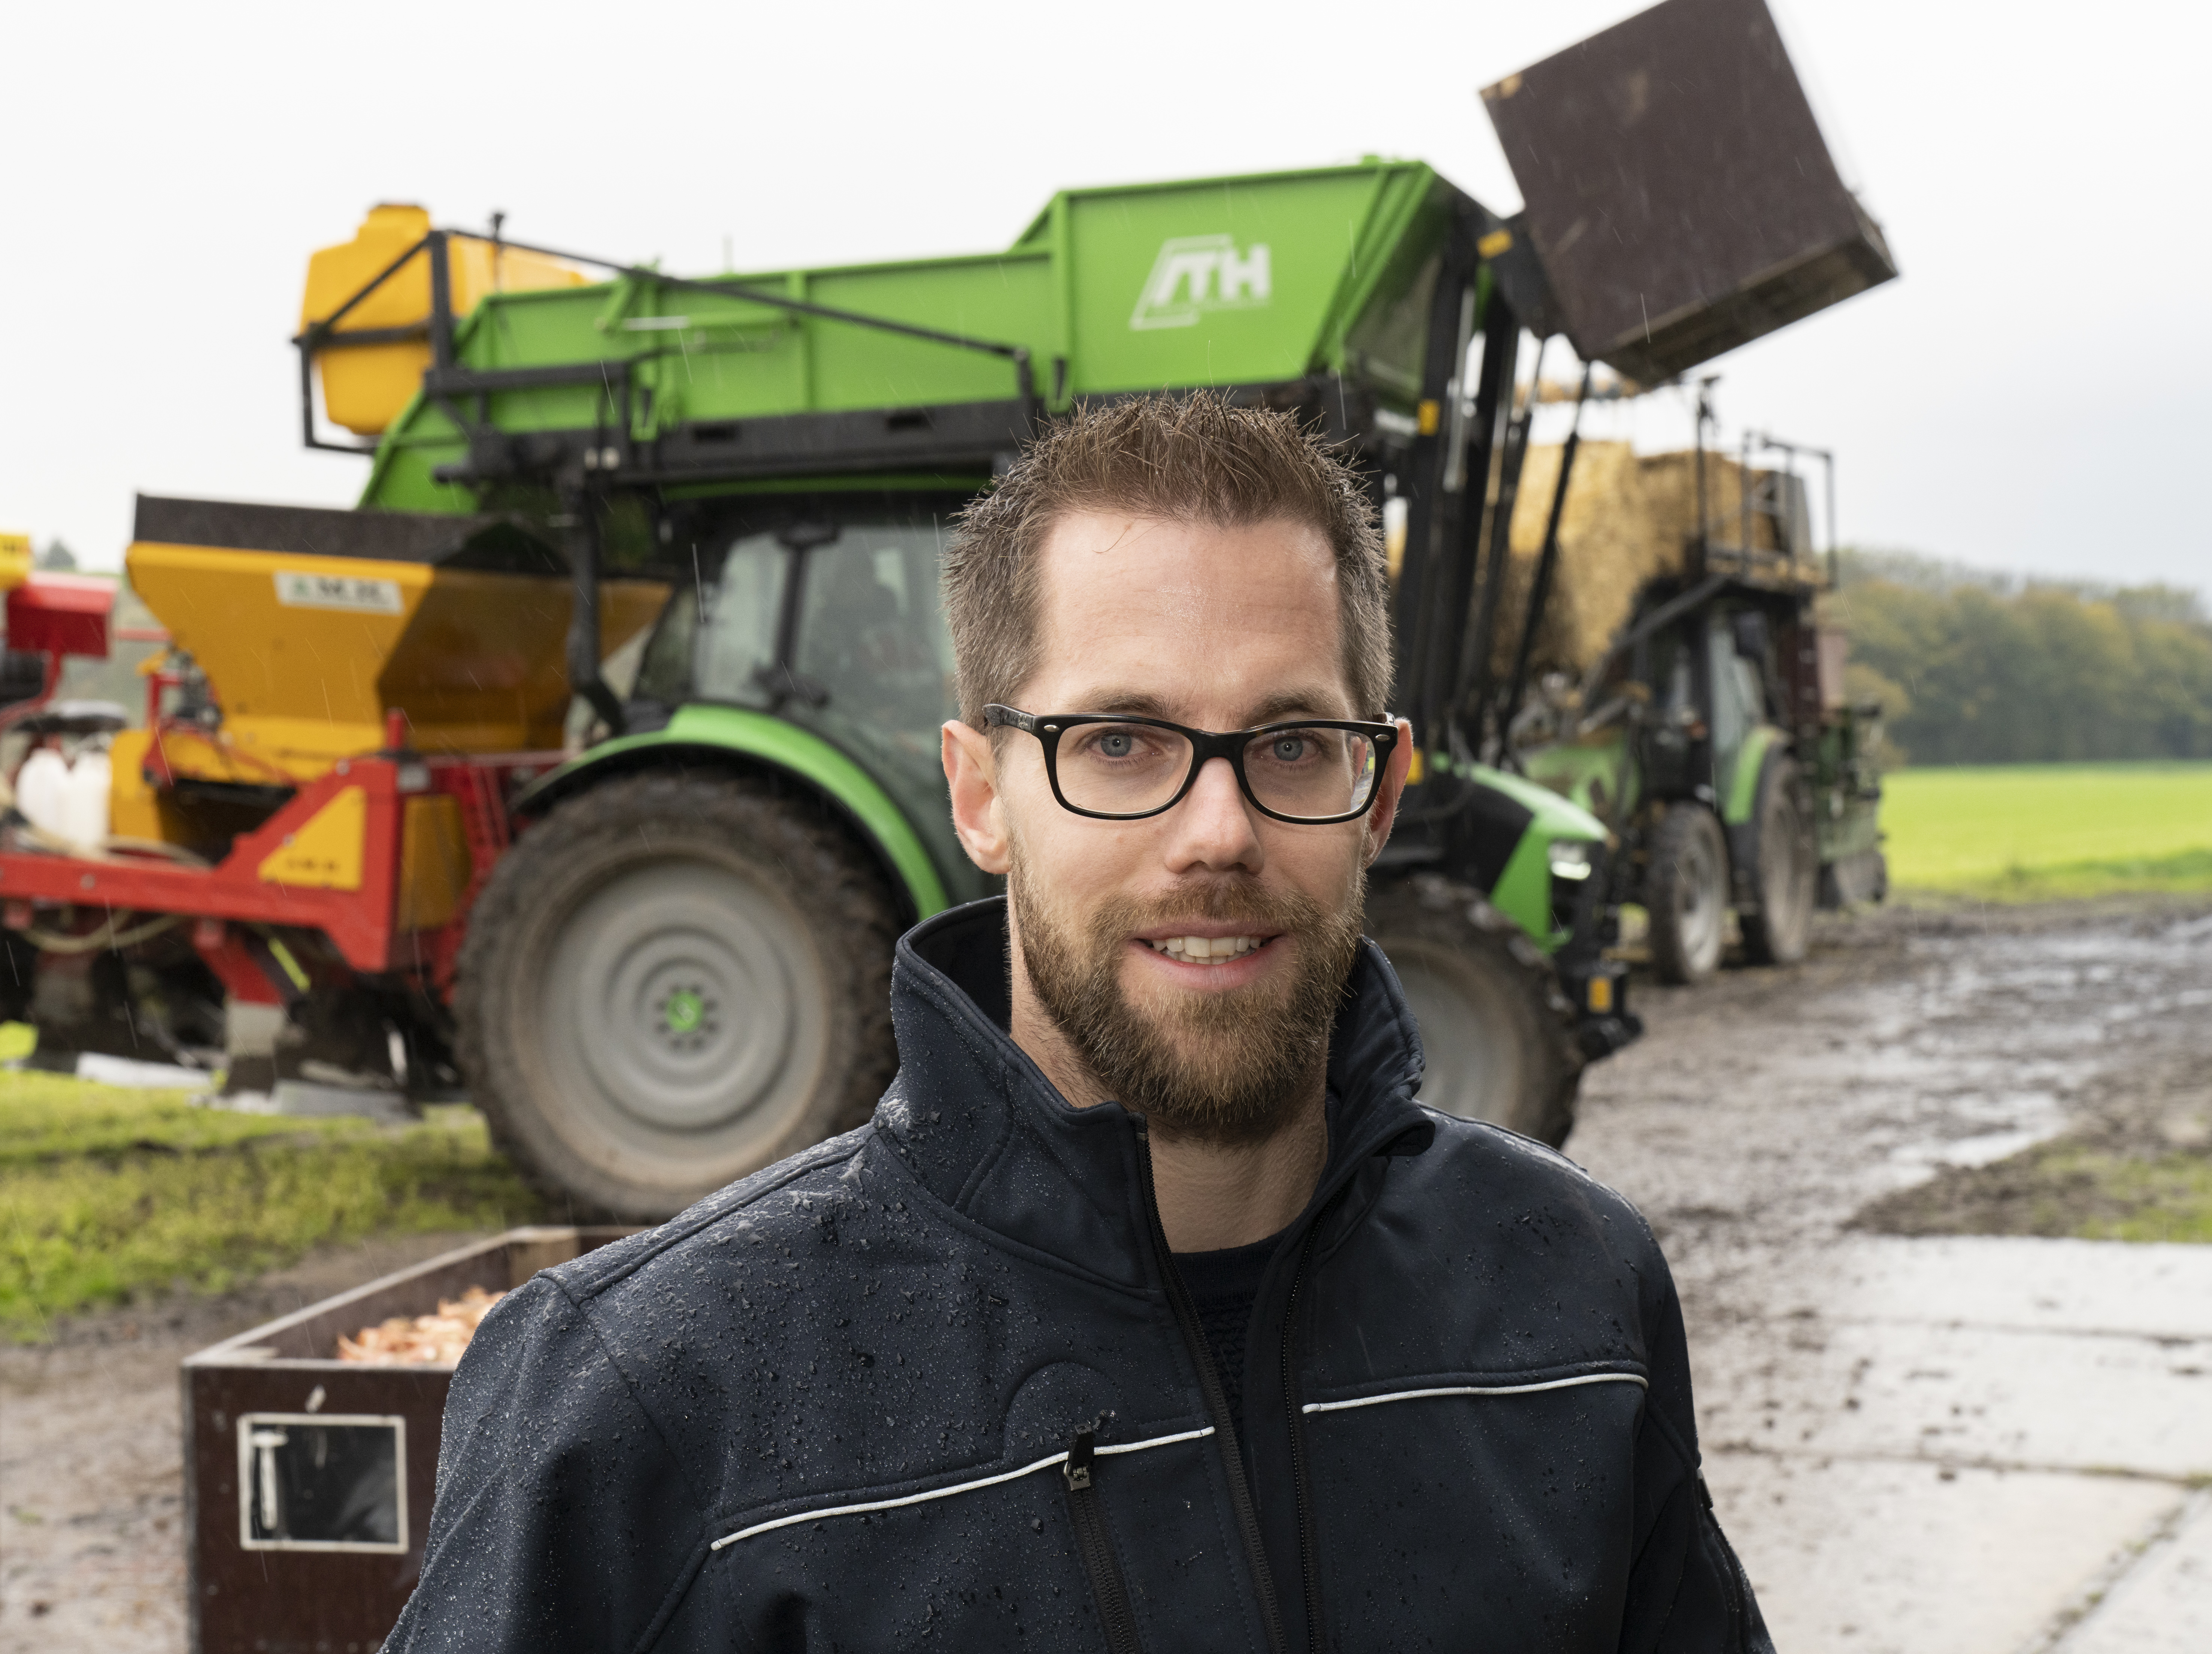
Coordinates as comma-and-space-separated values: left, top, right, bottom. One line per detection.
182, 1226, 635, 1653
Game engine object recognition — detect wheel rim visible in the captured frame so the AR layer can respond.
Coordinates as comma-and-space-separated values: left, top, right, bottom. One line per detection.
1674, 821, 1726, 973
535, 855, 830, 1178
1385, 938, 1529, 1126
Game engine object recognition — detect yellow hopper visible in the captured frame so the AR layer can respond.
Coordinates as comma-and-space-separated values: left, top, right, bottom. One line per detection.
300, 205, 585, 438
122, 496, 666, 797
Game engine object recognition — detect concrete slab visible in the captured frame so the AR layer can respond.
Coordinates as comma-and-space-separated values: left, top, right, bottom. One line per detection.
1700, 1315, 2212, 1477
203, 1080, 413, 1123
71, 1053, 212, 1091
1706, 1453, 2181, 1654
1693, 1236, 2212, 1478
2055, 1491, 2212, 1654
1830, 1236, 2212, 1342
269, 1079, 412, 1122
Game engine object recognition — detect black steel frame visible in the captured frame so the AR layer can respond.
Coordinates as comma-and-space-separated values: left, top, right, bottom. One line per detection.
293, 225, 1050, 465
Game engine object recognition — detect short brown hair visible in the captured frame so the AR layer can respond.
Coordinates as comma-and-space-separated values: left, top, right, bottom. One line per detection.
943, 393, 1393, 728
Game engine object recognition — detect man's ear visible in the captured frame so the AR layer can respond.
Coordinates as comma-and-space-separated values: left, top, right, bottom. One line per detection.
1361, 717, 1417, 866
943, 720, 1011, 875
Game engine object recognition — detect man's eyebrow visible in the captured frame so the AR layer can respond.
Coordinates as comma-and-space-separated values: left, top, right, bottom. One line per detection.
1066, 688, 1178, 720
1062, 687, 1355, 726
1244, 688, 1355, 725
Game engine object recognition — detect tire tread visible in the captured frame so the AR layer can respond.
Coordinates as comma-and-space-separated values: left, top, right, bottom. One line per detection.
1365, 874, 1582, 1147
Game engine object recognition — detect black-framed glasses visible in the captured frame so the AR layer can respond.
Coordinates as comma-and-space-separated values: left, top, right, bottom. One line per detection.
984, 705, 1397, 824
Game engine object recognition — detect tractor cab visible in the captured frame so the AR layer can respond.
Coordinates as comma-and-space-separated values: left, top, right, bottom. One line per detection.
625, 494, 990, 908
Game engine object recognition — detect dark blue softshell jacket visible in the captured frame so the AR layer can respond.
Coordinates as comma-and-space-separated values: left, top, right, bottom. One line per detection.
388, 897, 1772, 1653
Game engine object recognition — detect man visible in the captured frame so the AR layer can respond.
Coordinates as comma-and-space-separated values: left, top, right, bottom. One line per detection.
390, 394, 1770, 1651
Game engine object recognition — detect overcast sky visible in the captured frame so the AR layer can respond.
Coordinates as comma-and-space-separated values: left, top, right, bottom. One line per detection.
4, 0, 2205, 599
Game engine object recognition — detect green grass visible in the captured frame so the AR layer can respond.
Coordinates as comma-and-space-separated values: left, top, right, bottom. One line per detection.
2059, 1149, 2212, 1244
0, 1070, 541, 1339
1857, 1139, 2212, 1245
1881, 761, 2212, 899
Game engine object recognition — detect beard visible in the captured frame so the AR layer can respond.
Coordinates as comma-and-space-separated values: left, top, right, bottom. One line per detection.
1010, 849, 1367, 1146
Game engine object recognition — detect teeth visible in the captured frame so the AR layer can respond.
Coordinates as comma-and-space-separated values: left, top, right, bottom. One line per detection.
1147, 935, 1261, 959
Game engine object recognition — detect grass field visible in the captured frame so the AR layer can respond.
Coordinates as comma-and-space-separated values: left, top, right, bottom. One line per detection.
1880, 761, 2212, 900
0, 1071, 542, 1339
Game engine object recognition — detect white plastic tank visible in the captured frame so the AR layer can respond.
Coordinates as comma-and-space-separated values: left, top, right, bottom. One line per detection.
57, 745, 112, 848
16, 747, 70, 839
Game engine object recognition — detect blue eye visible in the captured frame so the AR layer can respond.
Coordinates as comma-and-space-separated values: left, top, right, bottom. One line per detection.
1098, 732, 1133, 758
1272, 737, 1307, 762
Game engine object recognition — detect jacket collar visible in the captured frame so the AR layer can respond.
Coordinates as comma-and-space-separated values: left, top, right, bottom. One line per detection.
873, 897, 1435, 1288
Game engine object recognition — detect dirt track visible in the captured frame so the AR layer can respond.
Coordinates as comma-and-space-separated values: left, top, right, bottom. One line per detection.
4, 897, 2209, 1650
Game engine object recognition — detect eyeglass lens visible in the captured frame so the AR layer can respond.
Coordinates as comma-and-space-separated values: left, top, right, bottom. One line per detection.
1055, 724, 1378, 820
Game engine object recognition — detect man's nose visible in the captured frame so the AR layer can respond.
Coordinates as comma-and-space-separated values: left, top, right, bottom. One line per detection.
1163, 755, 1265, 873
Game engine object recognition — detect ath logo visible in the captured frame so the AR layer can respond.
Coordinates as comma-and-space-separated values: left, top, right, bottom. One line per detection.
1129, 235, 1272, 330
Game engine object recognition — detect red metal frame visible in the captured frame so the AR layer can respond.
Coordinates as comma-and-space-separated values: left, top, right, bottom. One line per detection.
425, 755, 528, 995
0, 591, 566, 1009
0, 746, 555, 994
0, 761, 402, 970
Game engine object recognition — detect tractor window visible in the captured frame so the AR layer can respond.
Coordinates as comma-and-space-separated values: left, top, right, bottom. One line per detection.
1653, 630, 1693, 718
1706, 614, 1765, 765
633, 581, 700, 708
793, 523, 958, 801
637, 508, 964, 847
686, 537, 789, 709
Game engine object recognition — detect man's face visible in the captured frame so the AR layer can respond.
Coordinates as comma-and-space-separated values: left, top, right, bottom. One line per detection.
945, 512, 1411, 1143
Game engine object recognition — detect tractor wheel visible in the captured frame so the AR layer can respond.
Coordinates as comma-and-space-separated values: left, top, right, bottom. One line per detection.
457, 771, 900, 1221
1646, 803, 1729, 985
1364, 875, 1582, 1147
1738, 753, 1819, 967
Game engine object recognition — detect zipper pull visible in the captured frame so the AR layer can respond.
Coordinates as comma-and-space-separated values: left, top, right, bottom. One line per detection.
1061, 1422, 1145, 1653
1064, 1426, 1096, 1491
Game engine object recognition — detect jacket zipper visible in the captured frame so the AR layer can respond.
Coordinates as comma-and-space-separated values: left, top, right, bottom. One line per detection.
1064, 1428, 1145, 1654
1133, 1122, 1291, 1654
1280, 1219, 1328, 1653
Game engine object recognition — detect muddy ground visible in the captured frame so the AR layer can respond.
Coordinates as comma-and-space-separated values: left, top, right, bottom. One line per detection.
3, 896, 2208, 1650
0, 1234, 484, 1649
1581, 892, 2212, 1264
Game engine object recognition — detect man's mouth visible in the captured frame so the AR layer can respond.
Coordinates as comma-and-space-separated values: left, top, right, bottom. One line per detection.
1140, 934, 1273, 961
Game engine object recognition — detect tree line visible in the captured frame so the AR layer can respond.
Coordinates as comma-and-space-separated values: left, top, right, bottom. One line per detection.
1832, 551, 2212, 765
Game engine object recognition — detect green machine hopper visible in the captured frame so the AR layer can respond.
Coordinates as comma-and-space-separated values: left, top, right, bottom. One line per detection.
347, 160, 1450, 514
272, 0, 1891, 1219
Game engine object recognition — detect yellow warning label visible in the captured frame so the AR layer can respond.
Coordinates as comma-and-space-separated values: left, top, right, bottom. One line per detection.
258, 786, 366, 890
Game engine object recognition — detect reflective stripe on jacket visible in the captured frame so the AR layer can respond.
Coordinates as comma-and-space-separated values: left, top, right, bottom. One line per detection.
388, 897, 1772, 1653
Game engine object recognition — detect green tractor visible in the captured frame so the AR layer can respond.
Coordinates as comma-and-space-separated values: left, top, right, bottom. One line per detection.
279, 0, 1888, 1218
1510, 402, 1890, 985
